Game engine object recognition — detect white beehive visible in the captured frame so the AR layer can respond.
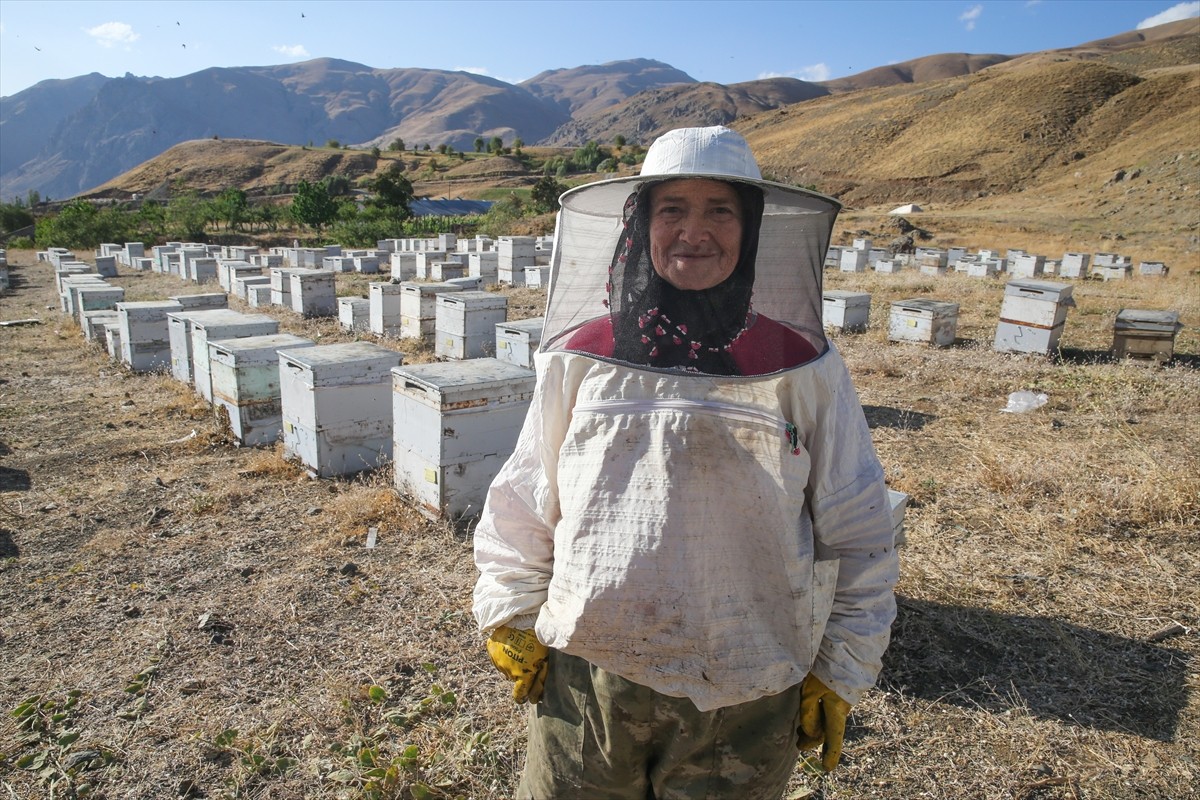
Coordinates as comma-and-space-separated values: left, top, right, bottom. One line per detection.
94, 255, 118, 278
399, 282, 463, 340
82, 310, 120, 342
250, 253, 284, 269
495, 317, 545, 369
1138, 261, 1168, 277
117, 300, 184, 372
1093, 264, 1132, 281
60, 275, 108, 315
1112, 309, 1182, 363
222, 263, 262, 292
209, 333, 317, 445
966, 259, 1002, 278
354, 256, 380, 274
288, 269, 337, 317
435, 291, 508, 360
852, 238, 872, 251
524, 266, 551, 287
468, 251, 499, 281
247, 284, 273, 308
74, 285, 126, 326
270, 267, 296, 307
188, 257, 219, 283
104, 323, 122, 361
190, 312, 280, 401
168, 308, 260, 386
823, 246, 843, 269
1009, 254, 1046, 279
822, 290, 871, 333
888, 299, 959, 347
497, 236, 536, 285
993, 279, 1074, 356
430, 260, 466, 281
874, 258, 905, 273
839, 248, 869, 272
390, 252, 417, 281
369, 282, 405, 336
338, 297, 371, 332
279, 342, 404, 477
415, 251, 448, 279
888, 489, 910, 548
234, 275, 272, 301
917, 256, 947, 276
392, 359, 536, 518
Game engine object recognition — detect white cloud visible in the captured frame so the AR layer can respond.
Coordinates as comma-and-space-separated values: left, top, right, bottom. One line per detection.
757, 63, 831, 82
959, 4, 983, 31
455, 66, 489, 75
273, 44, 310, 58
86, 22, 139, 48
1137, 1, 1200, 29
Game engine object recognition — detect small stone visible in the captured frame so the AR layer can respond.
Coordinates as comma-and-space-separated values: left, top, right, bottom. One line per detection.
340, 562, 359, 576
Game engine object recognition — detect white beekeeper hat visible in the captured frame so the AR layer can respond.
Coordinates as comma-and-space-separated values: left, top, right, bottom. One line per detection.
540, 125, 841, 365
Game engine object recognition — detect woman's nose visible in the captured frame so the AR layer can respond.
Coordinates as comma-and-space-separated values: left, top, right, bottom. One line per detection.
678, 212, 709, 242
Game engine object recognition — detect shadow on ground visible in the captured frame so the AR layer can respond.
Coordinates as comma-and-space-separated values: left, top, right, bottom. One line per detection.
880, 596, 1189, 742
862, 405, 936, 431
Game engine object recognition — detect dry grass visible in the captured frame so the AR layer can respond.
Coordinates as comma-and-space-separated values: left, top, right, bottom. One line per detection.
1, 250, 1198, 800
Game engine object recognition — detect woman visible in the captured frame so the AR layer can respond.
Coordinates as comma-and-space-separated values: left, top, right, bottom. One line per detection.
474, 126, 897, 799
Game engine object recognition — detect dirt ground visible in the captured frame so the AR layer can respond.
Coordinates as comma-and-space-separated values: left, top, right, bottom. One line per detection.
1, 248, 1198, 800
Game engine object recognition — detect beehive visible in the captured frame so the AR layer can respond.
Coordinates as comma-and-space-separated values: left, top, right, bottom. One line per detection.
190, 312, 280, 400
435, 291, 508, 360
209, 333, 317, 445
822, 290, 871, 333
888, 299, 959, 346
338, 297, 371, 332
1112, 309, 1182, 363
288, 269, 336, 318
839, 248, 869, 272
117, 300, 184, 372
993, 279, 1074, 355
399, 282, 463, 340
279, 342, 404, 477
392, 359, 536, 518
369, 282, 406, 336
495, 317, 545, 369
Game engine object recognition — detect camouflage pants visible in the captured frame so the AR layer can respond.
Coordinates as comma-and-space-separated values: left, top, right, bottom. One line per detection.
516, 649, 803, 800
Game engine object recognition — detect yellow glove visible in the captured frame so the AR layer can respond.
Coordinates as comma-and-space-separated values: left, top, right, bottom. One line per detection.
797, 673, 852, 772
485, 626, 549, 704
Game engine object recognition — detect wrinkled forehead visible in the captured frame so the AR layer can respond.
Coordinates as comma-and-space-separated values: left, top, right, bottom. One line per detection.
647, 178, 743, 208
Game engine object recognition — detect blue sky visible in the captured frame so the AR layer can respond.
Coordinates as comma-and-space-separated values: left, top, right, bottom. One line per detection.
1, 0, 1196, 97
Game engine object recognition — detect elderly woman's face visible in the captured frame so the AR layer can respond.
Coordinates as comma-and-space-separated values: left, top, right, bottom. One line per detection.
648, 178, 743, 291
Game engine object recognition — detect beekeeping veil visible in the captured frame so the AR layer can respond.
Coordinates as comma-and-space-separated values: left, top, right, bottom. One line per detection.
540, 125, 840, 376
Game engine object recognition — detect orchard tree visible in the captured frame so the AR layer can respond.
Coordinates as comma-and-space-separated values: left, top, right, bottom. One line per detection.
474, 137, 485, 153
530, 175, 567, 214
388, 138, 405, 152
614, 134, 626, 147
488, 136, 504, 154
290, 179, 338, 234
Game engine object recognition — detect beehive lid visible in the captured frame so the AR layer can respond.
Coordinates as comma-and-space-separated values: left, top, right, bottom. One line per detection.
279, 342, 403, 384
1114, 309, 1181, 333
211, 333, 316, 359
1004, 279, 1073, 300
191, 311, 275, 330
498, 317, 546, 336
393, 359, 536, 409
823, 290, 871, 304
890, 298, 959, 315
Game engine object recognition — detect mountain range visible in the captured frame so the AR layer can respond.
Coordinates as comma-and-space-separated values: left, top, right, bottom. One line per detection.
1, 19, 1196, 204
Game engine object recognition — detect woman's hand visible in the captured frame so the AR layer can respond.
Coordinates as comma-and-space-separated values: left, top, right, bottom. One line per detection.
486, 626, 549, 704
797, 672, 852, 772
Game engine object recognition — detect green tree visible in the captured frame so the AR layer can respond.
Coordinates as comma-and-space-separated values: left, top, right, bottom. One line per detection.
488, 136, 504, 155
437, 143, 450, 155
530, 175, 567, 214
366, 169, 414, 217
0, 202, 34, 234
290, 179, 338, 234
166, 190, 210, 240
614, 134, 626, 147
371, 146, 382, 159
512, 137, 524, 156
422, 143, 431, 151
474, 137, 485, 153
326, 139, 341, 149
213, 188, 249, 231
388, 138, 405, 152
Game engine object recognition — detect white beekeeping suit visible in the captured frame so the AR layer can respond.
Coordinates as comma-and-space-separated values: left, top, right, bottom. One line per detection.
474, 126, 897, 713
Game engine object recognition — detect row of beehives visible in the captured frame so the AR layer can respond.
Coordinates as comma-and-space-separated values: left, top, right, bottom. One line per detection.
52, 259, 555, 520
827, 240, 1168, 281
67, 232, 555, 287
824, 279, 1183, 361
